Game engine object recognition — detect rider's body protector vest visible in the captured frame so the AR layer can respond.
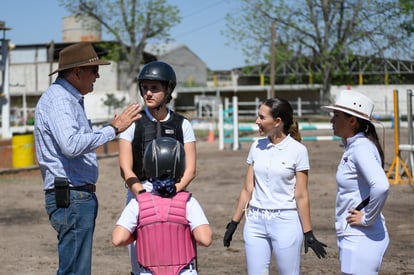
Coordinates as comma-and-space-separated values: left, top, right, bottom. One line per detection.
136, 192, 196, 275
132, 111, 184, 180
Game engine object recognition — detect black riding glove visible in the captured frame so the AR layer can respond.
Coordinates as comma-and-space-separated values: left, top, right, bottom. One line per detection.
304, 230, 327, 259
223, 220, 239, 247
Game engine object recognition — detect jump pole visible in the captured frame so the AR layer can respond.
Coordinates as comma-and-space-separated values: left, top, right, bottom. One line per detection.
218, 103, 224, 150
232, 96, 239, 151
404, 89, 413, 173
386, 89, 413, 184
218, 97, 240, 151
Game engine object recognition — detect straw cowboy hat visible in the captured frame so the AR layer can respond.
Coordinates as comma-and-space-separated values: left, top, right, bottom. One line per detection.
49, 42, 110, 76
322, 90, 376, 122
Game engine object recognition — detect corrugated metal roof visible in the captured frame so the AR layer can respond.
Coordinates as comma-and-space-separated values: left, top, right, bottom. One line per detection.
144, 43, 186, 57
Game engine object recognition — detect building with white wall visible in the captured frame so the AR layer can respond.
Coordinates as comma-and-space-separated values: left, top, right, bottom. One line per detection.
145, 43, 208, 87
5, 41, 208, 129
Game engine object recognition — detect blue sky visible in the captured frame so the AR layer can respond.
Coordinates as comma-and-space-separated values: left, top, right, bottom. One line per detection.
1, 0, 245, 70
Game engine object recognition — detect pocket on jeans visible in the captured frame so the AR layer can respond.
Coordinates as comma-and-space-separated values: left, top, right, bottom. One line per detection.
47, 206, 68, 232
45, 193, 68, 231
72, 191, 93, 203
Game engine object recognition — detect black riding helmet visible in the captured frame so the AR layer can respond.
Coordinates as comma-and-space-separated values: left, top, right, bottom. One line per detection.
143, 137, 185, 183
137, 61, 177, 104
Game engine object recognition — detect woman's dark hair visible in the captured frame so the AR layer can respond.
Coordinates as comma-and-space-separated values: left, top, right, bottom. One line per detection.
345, 113, 385, 168
262, 98, 302, 142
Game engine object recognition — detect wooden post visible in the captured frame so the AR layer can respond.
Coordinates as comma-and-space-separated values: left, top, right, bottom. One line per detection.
386, 89, 413, 184
269, 20, 275, 98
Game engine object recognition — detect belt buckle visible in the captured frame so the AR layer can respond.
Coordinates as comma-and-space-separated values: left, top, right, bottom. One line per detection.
90, 184, 96, 192
83, 184, 96, 192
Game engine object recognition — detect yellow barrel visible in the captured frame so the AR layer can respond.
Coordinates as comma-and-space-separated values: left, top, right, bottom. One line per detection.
12, 132, 35, 168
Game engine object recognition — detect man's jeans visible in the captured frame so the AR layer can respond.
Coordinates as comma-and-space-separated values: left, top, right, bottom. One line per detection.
45, 190, 98, 275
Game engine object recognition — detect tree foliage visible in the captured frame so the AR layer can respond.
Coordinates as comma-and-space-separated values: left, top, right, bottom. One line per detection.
399, 0, 414, 34
224, 0, 414, 102
101, 93, 126, 115
58, 0, 181, 95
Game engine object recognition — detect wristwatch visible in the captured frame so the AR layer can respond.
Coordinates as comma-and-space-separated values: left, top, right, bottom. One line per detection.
107, 123, 119, 135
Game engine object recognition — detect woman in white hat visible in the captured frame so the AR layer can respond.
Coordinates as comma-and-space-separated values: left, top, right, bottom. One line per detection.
322, 90, 389, 275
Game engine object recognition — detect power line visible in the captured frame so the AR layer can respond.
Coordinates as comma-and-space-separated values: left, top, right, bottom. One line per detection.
173, 2, 241, 39
174, 17, 225, 38
181, 0, 225, 18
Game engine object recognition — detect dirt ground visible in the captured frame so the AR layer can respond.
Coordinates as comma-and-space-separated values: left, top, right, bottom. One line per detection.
0, 128, 413, 275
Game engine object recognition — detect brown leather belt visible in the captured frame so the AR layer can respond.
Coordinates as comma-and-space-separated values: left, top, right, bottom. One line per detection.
45, 184, 96, 193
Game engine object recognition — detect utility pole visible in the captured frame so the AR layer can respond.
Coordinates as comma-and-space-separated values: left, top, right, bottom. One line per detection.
270, 20, 275, 98
0, 21, 11, 139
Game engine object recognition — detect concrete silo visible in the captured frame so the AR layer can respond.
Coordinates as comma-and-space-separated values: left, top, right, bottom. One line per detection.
62, 15, 101, 42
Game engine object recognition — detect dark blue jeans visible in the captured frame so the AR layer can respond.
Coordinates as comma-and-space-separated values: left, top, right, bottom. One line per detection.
45, 190, 98, 275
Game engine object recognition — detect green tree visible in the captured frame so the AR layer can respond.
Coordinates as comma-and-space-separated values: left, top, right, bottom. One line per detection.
101, 93, 126, 116
399, 0, 414, 34
224, 0, 414, 103
59, 0, 181, 96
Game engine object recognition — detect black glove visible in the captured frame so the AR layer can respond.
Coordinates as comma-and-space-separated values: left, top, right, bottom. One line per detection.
304, 230, 327, 259
223, 220, 239, 247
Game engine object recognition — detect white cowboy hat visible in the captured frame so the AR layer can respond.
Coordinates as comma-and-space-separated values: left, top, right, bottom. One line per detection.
322, 90, 376, 122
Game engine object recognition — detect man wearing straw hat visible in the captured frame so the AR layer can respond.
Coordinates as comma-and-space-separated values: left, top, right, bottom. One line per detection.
34, 42, 141, 275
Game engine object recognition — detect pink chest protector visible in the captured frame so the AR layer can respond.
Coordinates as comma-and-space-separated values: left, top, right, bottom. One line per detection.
136, 192, 196, 275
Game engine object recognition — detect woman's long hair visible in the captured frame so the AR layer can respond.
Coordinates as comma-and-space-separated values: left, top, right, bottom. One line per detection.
262, 98, 302, 142
342, 112, 385, 167
355, 117, 385, 168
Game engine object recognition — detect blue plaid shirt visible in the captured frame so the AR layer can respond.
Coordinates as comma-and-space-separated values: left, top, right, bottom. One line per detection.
34, 77, 116, 190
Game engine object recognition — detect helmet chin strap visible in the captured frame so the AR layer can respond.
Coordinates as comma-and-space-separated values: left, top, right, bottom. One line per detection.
154, 91, 170, 138
154, 101, 165, 116
153, 90, 170, 116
